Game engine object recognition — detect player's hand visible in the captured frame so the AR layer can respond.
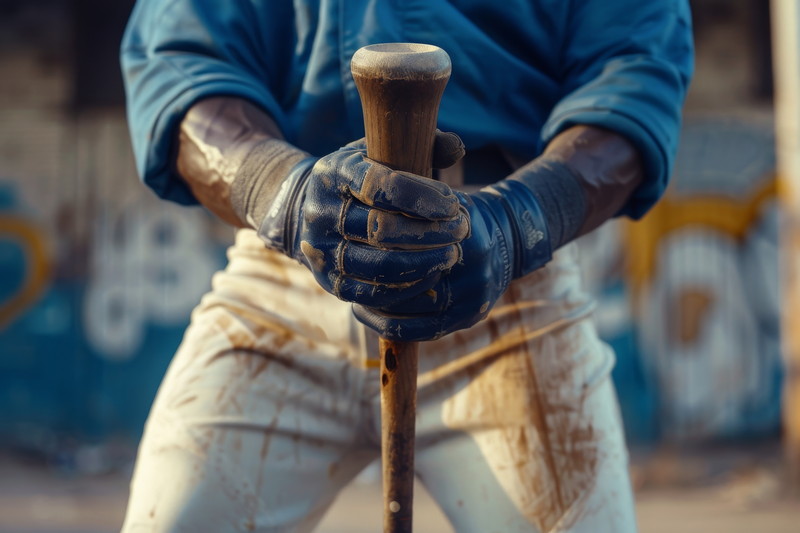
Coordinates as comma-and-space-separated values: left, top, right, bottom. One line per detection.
354, 174, 556, 342
259, 133, 470, 308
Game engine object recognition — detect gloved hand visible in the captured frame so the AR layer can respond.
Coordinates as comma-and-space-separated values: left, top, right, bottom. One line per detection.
187, 101, 641, 342
247, 134, 470, 308
353, 161, 571, 341
353, 125, 645, 342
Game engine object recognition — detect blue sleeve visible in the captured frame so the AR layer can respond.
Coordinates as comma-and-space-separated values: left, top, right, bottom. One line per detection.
541, 0, 694, 219
120, 0, 291, 205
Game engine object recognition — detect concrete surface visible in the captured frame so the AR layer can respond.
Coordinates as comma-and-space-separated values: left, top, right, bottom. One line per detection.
0, 445, 798, 533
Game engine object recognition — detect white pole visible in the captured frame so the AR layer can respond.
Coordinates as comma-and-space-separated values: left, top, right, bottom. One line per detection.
772, 0, 800, 488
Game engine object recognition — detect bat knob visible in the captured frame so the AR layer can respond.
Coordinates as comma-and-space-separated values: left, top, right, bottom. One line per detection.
351, 42, 451, 82
350, 43, 452, 177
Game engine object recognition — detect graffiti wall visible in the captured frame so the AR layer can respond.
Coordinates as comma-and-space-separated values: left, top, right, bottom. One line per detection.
0, 110, 232, 457
0, 1, 784, 458
578, 111, 782, 443
1, 111, 781, 452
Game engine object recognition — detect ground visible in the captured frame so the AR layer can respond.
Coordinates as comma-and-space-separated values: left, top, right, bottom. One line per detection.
0, 441, 797, 533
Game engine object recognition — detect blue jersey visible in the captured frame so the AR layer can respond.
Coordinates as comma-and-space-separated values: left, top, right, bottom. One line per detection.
121, 0, 693, 219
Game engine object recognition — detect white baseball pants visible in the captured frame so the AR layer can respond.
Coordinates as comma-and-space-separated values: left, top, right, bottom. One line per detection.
121, 229, 636, 533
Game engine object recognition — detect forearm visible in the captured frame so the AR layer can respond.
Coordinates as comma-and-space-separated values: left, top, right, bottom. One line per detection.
543, 125, 644, 236
510, 125, 644, 251
176, 97, 309, 227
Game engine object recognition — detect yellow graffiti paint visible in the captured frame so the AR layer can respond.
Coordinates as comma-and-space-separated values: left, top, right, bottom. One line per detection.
625, 175, 777, 293
0, 215, 51, 329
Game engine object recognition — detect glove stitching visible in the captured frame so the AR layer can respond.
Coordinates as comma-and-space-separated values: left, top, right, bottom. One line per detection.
490, 194, 523, 282
472, 193, 514, 290
434, 275, 454, 339
332, 239, 347, 299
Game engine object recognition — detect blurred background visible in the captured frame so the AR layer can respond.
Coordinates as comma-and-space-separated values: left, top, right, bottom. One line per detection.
0, 0, 798, 532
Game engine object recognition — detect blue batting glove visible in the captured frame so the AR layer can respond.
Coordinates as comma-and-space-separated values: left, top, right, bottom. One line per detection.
353, 161, 585, 341
259, 141, 470, 308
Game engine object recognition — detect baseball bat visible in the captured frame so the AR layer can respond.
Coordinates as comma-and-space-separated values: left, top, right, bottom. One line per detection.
351, 43, 452, 533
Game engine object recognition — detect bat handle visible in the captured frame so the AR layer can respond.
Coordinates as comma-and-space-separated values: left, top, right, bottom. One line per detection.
377, 337, 419, 532
351, 43, 451, 533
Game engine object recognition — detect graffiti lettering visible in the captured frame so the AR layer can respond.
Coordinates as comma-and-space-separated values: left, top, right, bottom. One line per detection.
84, 206, 219, 361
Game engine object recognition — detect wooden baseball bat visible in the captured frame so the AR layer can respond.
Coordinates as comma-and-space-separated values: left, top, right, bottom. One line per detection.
350, 43, 452, 533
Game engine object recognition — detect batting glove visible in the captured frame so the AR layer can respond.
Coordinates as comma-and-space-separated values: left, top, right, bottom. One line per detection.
253, 135, 470, 308
354, 159, 586, 341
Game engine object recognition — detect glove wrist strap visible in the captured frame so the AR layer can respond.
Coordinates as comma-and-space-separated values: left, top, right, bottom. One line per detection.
255, 156, 317, 255
481, 179, 553, 279
230, 138, 311, 225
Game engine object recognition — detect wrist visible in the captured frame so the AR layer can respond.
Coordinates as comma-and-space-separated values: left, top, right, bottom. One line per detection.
230, 138, 311, 229
476, 179, 553, 280
541, 125, 643, 232
255, 156, 317, 256
509, 158, 587, 251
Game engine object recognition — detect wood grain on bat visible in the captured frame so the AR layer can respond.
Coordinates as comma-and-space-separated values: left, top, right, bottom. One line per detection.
351, 43, 451, 533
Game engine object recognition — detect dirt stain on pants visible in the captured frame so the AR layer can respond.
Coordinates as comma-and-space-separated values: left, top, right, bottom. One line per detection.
121, 229, 635, 533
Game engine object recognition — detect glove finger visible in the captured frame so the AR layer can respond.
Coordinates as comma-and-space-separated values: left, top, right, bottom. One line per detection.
342, 153, 463, 219
375, 286, 494, 321
432, 130, 465, 169
341, 241, 460, 283
341, 200, 469, 249
352, 304, 444, 342
371, 283, 447, 314
343, 138, 367, 151
335, 272, 440, 309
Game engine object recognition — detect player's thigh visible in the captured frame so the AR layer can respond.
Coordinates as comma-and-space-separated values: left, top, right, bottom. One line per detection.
122, 306, 375, 533
415, 320, 636, 533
